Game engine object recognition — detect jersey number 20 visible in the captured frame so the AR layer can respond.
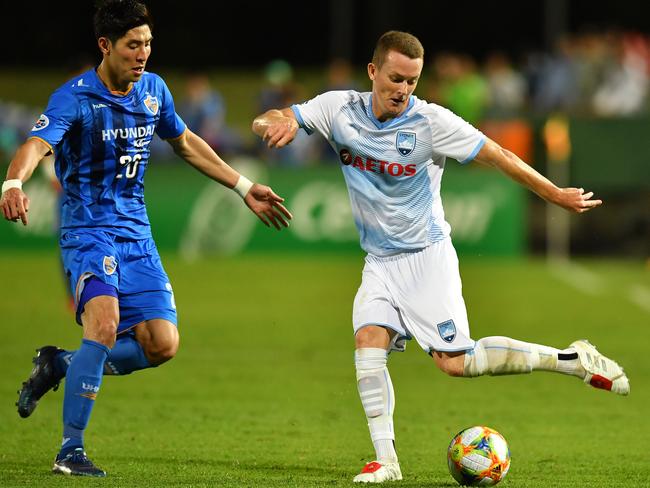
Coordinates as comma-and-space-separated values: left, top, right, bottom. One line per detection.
117, 154, 142, 179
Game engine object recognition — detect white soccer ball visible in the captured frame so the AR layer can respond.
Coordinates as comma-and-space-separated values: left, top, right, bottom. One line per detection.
447, 426, 511, 486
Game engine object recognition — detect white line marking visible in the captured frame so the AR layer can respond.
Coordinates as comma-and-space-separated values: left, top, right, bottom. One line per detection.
627, 285, 650, 313
547, 261, 605, 295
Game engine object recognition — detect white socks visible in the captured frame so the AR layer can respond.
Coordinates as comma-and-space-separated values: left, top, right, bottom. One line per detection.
463, 336, 580, 377
355, 348, 398, 463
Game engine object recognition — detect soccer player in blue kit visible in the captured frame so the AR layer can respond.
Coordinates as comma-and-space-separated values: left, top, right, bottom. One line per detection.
1, 0, 292, 477
253, 31, 629, 483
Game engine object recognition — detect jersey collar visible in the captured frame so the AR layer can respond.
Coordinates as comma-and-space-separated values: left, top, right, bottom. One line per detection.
366, 95, 415, 130
91, 68, 138, 98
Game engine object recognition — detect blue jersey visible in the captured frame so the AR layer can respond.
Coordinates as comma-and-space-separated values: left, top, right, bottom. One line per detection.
29, 68, 186, 239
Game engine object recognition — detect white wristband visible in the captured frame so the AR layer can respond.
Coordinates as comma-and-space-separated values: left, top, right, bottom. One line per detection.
233, 175, 253, 199
2, 179, 22, 193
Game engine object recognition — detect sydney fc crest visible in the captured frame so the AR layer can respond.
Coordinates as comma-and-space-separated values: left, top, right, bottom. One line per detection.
396, 131, 416, 156
437, 319, 456, 343
103, 256, 117, 276
32, 114, 49, 131
143, 94, 159, 116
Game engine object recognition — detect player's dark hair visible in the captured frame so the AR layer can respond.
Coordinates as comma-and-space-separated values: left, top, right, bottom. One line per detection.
372, 31, 424, 68
94, 0, 153, 43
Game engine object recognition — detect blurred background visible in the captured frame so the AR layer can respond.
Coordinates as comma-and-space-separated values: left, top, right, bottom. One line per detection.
1, 3, 649, 485
0, 0, 648, 260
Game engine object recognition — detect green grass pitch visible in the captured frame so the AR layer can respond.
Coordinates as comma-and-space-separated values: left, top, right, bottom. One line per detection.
1, 252, 648, 487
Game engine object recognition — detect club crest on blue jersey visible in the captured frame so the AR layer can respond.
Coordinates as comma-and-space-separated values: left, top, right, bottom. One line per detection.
32, 114, 49, 131
102, 256, 117, 275
396, 131, 416, 156
437, 319, 456, 343
143, 94, 159, 116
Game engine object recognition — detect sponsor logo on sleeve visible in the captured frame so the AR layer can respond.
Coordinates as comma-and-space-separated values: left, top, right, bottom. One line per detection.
31, 114, 50, 131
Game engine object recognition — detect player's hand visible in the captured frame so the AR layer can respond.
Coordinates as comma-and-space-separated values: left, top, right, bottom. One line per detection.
262, 118, 298, 149
552, 187, 602, 213
244, 183, 293, 230
0, 188, 30, 225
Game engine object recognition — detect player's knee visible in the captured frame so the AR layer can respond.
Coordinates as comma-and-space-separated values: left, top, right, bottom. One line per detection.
81, 296, 119, 347
145, 336, 179, 366
84, 317, 118, 348
355, 325, 392, 349
431, 350, 465, 377
95, 322, 118, 348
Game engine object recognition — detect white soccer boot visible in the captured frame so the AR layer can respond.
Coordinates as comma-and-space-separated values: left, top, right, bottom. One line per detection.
353, 460, 402, 483
570, 340, 630, 395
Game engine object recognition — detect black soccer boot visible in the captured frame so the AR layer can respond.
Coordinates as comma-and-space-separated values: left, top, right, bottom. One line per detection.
16, 345, 65, 418
52, 448, 106, 477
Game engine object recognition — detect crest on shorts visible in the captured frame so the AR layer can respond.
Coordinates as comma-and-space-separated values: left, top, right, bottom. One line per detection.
437, 319, 456, 343
31, 114, 49, 131
143, 94, 159, 116
103, 256, 117, 275
396, 131, 416, 156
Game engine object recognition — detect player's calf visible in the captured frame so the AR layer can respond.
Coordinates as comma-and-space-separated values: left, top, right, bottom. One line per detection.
457, 336, 629, 396
356, 348, 398, 464
460, 336, 579, 377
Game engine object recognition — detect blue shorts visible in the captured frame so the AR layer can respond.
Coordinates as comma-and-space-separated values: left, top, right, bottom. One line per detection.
60, 230, 177, 334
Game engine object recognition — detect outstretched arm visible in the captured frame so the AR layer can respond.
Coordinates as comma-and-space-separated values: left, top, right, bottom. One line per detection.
1, 138, 51, 225
473, 138, 602, 213
167, 128, 292, 229
252, 108, 299, 148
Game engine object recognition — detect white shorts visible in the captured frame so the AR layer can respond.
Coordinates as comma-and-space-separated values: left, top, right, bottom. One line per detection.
353, 238, 475, 353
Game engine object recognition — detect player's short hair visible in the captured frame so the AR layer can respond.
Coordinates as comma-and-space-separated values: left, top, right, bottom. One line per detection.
94, 0, 153, 43
372, 31, 424, 68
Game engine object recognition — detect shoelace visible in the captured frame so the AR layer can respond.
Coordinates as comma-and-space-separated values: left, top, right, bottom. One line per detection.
67, 450, 92, 466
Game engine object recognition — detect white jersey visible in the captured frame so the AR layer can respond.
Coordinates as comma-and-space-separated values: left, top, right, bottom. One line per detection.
292, 90, 485, 257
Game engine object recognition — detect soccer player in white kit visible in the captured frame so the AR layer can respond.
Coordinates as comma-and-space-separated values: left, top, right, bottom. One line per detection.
252, 31, 629, 483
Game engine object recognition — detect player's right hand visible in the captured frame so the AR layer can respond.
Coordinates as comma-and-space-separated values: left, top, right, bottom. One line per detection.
262, 118, 299, 149
1, 188, 30, 225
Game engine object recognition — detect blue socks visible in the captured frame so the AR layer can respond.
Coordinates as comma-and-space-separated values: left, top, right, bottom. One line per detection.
56, 336, 153, 457
54, 334, 151, 376
60, 339, 109, 458
53, 350, 74, 378
103, 335, 151, 375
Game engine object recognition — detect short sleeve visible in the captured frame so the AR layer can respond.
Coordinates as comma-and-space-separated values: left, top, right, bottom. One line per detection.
291, 90, 352, 140
29, 88, 80, 150
156, 77, 186, 140
422, 104, 486, 164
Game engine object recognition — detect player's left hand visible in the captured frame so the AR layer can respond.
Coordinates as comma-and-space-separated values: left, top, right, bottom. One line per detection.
0, 188, 30, 225
244, 183, 293, 230
553, 187, 602, 213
